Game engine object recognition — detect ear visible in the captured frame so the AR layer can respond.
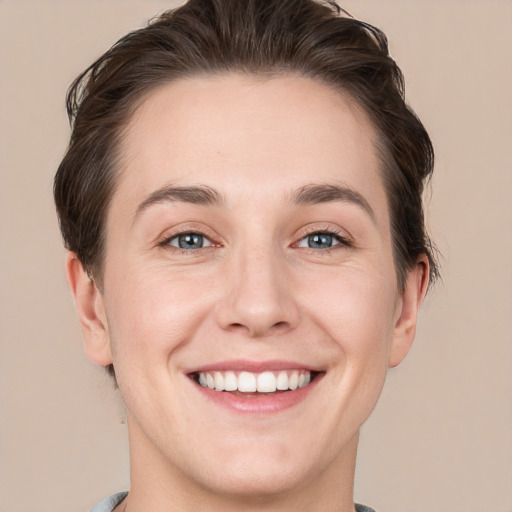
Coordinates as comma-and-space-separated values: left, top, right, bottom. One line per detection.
65, 252, 113, 367
389, 255, 429, 368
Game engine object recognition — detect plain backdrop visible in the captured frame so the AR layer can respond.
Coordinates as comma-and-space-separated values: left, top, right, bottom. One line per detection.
0, 1, 511, 511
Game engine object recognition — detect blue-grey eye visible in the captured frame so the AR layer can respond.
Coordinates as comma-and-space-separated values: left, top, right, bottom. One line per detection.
297, 233, 341, 249
168, 233, 212, 249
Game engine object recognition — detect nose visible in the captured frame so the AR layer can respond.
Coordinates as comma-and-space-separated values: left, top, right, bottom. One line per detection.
216, 245, 300, 338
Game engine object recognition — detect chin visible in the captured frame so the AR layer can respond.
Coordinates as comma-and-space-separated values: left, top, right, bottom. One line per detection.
180, 433, 342, 502
197, 460, 314, 501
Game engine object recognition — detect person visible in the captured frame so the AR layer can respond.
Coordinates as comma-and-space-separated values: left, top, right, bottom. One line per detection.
54, 0, 438, 510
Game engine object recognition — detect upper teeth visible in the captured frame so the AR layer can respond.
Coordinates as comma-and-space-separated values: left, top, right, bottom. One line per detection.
197, 370, 311, 393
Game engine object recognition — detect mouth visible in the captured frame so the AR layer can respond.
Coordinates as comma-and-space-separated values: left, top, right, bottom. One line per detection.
191, 369, 319, 395
185, 361, 324, 413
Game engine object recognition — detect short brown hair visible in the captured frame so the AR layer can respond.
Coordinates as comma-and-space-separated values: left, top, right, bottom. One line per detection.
55, 0, 438, 290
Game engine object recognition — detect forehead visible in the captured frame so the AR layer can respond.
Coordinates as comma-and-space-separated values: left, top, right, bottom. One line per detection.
115, 73, 387, 216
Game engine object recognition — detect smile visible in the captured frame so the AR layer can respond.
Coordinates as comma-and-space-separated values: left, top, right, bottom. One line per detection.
187, 361, 323, 413
195, 369, 313, 393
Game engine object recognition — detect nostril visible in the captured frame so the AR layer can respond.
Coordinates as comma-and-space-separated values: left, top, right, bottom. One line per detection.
225, 320, 291, 337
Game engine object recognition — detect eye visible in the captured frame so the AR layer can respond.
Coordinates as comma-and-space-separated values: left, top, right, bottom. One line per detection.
296, 232, 344, 249
166, 232, 213, 250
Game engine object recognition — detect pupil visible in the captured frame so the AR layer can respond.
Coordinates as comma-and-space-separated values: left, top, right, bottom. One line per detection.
178, 233, 203, 249
308, 233, 332, 249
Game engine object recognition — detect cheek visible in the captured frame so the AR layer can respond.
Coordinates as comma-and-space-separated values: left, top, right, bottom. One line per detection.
103, 266, 217, 368
303, 268, 398, 358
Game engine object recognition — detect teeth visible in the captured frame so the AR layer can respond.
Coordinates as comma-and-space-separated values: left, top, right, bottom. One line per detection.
276, 371, 289, 390
238, 371, 257, 392
289, 370, 299, 390
224, 371, 237, 391
257, 371, 276, 392
196, 369, 313, 393
213, 371, 225, 391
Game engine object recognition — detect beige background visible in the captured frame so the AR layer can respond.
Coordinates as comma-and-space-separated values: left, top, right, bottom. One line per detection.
1, 1, 511, 511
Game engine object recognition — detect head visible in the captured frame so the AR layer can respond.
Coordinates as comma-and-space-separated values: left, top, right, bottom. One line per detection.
55, 0, 437, 291
55, 0, 437, 504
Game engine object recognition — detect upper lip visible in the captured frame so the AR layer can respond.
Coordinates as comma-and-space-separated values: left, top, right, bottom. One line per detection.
185, 359, 324, 374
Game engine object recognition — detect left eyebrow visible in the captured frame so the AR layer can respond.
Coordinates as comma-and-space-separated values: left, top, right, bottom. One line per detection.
133, 184, 224, 222
289, 183, 376, 223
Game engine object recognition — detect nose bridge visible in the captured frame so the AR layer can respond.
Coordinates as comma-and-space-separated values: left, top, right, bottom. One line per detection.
217, 239, 298, 337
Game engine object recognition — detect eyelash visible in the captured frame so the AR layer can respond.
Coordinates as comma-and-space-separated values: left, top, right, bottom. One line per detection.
158, 228, 218, 254
158, 227, 352, 254
295, 227, 352, 254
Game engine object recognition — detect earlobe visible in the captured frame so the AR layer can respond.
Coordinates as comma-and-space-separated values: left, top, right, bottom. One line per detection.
389, 256, 429, 368
65, 252, 113, 367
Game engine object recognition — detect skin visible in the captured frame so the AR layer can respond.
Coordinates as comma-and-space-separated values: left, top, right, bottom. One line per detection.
66, 74, 428, 512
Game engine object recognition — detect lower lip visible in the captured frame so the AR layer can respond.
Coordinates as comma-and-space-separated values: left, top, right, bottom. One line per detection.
190, 375, 322, 414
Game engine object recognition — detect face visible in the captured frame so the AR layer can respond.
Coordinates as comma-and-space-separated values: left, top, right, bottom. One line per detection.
69, 74, 426, 504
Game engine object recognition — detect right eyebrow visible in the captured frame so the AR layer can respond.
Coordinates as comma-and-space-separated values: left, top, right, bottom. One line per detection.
133, 184, 224, 222
289, 183, 376, 224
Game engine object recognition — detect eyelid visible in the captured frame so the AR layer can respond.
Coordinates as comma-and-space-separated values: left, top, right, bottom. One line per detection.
294, 225, 353, 245
155, 223, 352, 252
296, 234, 341, 249
156, 224, 222, 249
166, 232, 213, 249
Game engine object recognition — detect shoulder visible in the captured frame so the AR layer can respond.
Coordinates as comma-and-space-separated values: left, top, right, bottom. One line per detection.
355, 504, 376, 512
90, 496, 373, 512
89, 492, 128, 512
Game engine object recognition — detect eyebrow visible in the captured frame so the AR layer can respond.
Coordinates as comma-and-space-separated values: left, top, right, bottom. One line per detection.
133, 182, 375, 223
134, 184, 224, 220
289, 183, 376, 222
